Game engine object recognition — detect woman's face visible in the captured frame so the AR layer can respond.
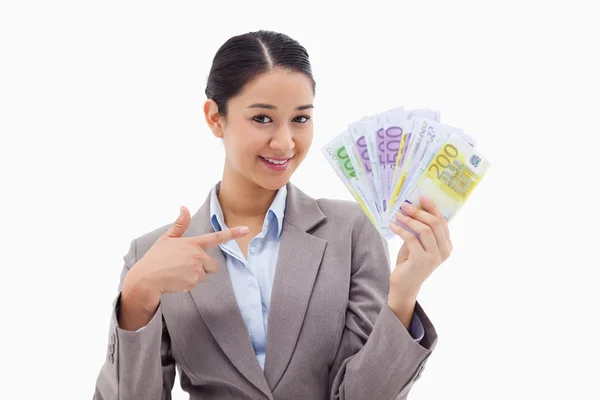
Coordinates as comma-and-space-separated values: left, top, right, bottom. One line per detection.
205, 69, 314, 191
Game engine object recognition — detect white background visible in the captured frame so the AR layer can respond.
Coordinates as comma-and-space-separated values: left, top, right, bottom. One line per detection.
1, 1, 598, 399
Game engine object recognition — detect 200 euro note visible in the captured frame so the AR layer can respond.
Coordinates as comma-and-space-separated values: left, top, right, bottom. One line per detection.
383, 132, 490, 239
399, 118, 472, 205
321, 132, 381, 229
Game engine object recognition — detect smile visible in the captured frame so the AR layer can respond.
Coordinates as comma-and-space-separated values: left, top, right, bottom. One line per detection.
259, 155, 294, 171
262, 157, 290, 165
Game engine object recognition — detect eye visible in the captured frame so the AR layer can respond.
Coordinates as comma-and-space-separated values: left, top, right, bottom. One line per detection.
253, 114, 272, 124
293, 115, 311, 123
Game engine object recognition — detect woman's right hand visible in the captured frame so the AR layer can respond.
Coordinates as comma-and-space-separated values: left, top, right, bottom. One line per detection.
122, 206, 249, 309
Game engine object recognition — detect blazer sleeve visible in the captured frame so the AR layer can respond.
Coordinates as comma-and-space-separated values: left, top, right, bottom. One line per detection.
93, 239, 176, 400
328, 213, 439, 400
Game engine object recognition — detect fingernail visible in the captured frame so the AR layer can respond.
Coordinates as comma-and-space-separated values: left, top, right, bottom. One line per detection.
396, 212, 408, 220
401, 202, 414, 211
239, 226, 249, 234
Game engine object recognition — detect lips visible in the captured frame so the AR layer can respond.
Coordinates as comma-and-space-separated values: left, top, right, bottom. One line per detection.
260, 155, 294, 164
259, 155, 294, 171
261, 155, 295, 160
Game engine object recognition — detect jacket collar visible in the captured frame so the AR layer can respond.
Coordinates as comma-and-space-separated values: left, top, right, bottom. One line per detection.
186, 181, 327, 397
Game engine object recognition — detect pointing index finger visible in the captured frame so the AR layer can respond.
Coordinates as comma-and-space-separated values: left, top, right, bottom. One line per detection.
193, 226, 250, 248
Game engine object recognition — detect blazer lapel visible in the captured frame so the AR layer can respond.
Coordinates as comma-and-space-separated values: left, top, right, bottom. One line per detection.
263, 183, 327, 391
186, 193, 273, 400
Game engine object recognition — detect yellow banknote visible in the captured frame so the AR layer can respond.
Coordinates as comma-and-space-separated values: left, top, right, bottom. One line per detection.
384, 131, 490, 239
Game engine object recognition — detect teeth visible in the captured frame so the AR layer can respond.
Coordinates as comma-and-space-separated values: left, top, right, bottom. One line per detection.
264, 157, 289, 165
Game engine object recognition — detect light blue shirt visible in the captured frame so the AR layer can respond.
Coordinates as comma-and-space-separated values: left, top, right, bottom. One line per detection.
209, 183, 287, 371
209, 182, 424, 371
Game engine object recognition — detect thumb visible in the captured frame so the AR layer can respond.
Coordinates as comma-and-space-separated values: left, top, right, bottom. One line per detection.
163, 206, 191, 239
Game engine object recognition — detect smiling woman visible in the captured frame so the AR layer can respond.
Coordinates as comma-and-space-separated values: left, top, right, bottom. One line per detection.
204, 67, 315, 192
93, 30, 440, 400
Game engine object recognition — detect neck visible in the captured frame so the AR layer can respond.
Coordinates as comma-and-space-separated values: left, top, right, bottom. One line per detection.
217, 167, 279, 226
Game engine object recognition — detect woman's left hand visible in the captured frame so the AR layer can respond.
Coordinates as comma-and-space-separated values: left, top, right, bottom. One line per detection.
387, 195, 453, 307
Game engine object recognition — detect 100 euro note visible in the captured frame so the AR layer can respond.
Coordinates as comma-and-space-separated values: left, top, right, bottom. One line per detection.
382, 131, 490, 239
321, 132, 382, 230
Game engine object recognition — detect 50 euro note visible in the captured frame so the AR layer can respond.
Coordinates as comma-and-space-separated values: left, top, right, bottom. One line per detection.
382, 131, 490, 240
321, 132, 383, 231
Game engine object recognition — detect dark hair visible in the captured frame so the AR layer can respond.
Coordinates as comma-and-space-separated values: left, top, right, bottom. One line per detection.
205, 30, 316, 117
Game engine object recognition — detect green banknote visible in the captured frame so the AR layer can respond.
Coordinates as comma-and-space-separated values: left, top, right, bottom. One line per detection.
322, 106, 489, 239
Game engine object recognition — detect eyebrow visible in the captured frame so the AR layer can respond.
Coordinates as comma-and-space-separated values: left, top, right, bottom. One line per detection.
247, 103, 314, 111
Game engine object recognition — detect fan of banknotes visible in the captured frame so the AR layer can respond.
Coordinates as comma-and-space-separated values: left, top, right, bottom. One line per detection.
321, 106, 490, 240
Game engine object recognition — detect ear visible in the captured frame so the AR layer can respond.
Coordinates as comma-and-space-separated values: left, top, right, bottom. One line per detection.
203, 99, 224, 138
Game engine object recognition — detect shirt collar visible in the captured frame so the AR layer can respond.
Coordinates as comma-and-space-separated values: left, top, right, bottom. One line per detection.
209, 181, 287, 238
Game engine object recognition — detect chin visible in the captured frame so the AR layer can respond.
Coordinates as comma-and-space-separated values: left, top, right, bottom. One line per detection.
256, 176, 291, 191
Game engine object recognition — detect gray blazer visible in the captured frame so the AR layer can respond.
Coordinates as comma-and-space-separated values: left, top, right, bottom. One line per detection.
93, 182, 438, 400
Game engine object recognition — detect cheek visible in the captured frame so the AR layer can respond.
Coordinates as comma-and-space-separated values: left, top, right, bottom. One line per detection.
296, 131, 313, 152
224, 123, 262, 158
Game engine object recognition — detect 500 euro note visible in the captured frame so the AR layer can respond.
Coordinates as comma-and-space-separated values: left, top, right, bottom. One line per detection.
357, 110, 396, 214
383, 132, 490, 239
348, 117, 384, 214
379, 107, 407, 212
341, 132, 385, 221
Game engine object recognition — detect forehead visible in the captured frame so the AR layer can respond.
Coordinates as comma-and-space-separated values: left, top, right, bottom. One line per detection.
231, 69, 314, 109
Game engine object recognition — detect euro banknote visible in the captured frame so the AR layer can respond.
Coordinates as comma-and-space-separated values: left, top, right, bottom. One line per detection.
383, 131, 490, 239
321, 132, 383, 230
322, 106, 490, 240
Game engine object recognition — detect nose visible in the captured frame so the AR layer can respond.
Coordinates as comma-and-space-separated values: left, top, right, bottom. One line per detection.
269, 124, 295, 152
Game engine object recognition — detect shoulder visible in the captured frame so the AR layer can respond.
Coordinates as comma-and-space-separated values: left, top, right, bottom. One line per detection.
122, 222, 172, 266
314, 197, 389, 274
316, 197, 366, 225
314, 197, 374, 244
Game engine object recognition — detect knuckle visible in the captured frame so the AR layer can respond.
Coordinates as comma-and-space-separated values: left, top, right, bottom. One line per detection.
422, 225, 434, 237
197, 269, 207, 282
408, 232, 419, 241
187, 275, 197, 287
425, 253, 438, 265
213, 231, 223, 242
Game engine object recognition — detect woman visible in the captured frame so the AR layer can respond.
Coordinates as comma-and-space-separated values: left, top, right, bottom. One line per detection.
93, 30, 451, 400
